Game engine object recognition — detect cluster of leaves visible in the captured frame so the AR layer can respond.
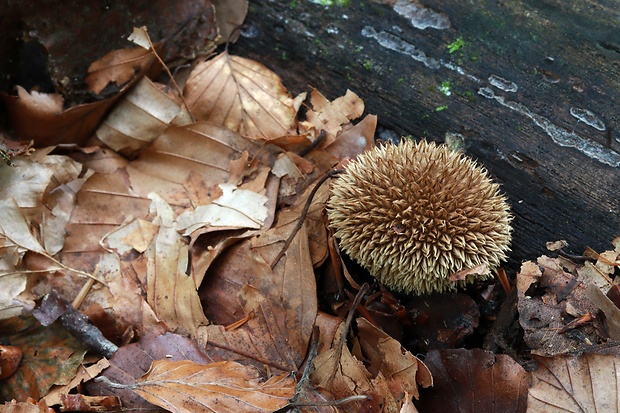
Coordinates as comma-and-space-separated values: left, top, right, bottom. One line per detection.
2, 1, 620, 412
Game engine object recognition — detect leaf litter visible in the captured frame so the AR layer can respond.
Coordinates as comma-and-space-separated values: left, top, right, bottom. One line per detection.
2, 3, 620, 413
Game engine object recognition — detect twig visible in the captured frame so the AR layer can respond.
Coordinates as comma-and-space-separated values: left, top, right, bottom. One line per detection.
34, 290, 118, 358
285, 324, 371, 411
557, 248, 595, 263
298, 130, 326, 157
140, 27, 196, 123
324, 283, 370, 389
72, 265, 98, 309
270, 168, 344, 269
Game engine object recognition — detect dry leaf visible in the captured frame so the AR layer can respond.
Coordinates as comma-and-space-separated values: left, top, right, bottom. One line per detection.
95, 77, 184, 153
400, 392, 420, 413
0, 317, 87, 402
144, 194, 209, 344
528, 353, 620, 412
516, 257, 602, 356
1, 86, 120, 146
202, 224, 317, 374
417, 349, 528, 413
88, 332, 217, 412
184, 51, 305, 140
212, 0, 249, 44
131, 359, 295, 413
176, 183, 269, 235
311, 322, 380, 412
356, 317, 432, 401
1, 398, 53, 413
86, 46, 155, 95
43, 358, 110, 407
301, 88, 365, 146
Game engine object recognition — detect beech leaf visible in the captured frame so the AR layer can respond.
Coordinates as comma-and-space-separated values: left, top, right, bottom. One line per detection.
184, 51, 304, 140
528, 353, 620, 413
131, 359, 295, 413
96, 77, 184, 153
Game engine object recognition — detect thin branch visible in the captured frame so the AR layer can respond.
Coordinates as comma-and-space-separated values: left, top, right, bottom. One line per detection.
141, 27, 196, 123
270, 169, 343, 269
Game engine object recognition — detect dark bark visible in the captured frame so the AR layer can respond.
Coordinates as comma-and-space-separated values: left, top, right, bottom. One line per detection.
232, 0, 620, 266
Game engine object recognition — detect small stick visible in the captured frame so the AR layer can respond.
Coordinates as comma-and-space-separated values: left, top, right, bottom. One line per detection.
298, 130, 327, 157
72, 265, 99, 309
270, 168, 343, 269
34, 290, 118, 358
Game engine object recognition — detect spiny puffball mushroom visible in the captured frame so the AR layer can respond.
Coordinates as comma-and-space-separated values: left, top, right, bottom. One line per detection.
327, 139, 512, 295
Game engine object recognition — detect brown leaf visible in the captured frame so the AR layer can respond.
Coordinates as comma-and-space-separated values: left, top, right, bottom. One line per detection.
528, 353, 620, 412
323, 113, 377, 160
212, 0, 249, 44
406, 293, 479, 351
143, 194, 210, 344
201, 224, 317, 374
449, 263, 490, 281
88, 332, 216, 412
131, 359, 295, 413
311, 322, 380, 412
86, 47, 156, 95
1, 398, 53, 413
59, 394, 121, 412
416, 349, 528, 413
43, 358, 110, 407
516, 257, 602, 356
184, 51, 305, 140
1, 87, 119, 146
356, 317, 432, 401
0, 316, 87, 402
301, 88, 365, 146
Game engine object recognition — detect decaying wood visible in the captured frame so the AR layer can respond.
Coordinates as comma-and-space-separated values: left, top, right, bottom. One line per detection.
233, 0, 620, 266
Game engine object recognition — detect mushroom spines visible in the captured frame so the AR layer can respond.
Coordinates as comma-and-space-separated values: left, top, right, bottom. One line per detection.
327, 139, 512, 295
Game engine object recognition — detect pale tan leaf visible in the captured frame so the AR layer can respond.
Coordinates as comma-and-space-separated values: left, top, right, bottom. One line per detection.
104, 219, 159, 255
301, 88, 364, 146
42, 180, 84, 256
144, 194, 209, 344
0, 199, 45, 254
127, 27, 151, 50
0, 272, 28, 320
176, 183, 269, 235
0, 159, 54, 208
132, 359, 295, 413
96, 78, 183, 152
528, 353, 620, 412
184, 51, 304, 140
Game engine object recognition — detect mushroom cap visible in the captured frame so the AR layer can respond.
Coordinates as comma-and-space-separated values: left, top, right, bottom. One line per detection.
327, 139, 512, 295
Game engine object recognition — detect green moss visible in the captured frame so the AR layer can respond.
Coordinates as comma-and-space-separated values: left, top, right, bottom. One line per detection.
363, 59, 374, 70
439, 81, 452, 96
317, 0, 350, 6
435, 105, 449, 112
448, 37, 466, 53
